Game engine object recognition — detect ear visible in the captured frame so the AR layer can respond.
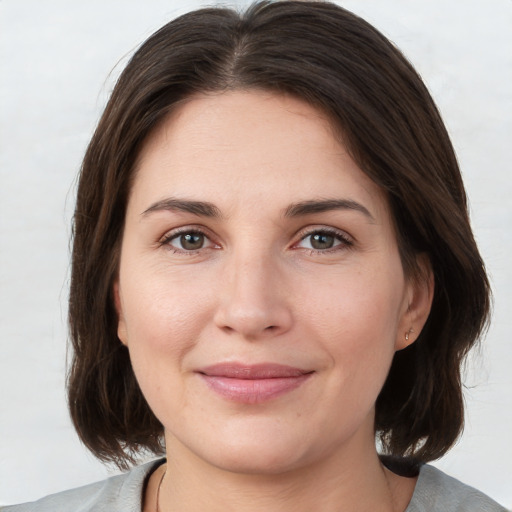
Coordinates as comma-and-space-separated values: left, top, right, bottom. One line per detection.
113, 280, 128, 346
396, 254, 434, 351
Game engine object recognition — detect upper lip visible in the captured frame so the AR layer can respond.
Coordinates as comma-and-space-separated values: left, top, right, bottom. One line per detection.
197, 363, 312, 379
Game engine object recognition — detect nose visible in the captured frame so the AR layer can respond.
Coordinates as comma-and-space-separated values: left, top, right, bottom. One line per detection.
213, 252, 293, 340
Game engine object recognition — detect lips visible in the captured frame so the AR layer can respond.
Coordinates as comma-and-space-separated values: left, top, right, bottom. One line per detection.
197, 363, 313, 404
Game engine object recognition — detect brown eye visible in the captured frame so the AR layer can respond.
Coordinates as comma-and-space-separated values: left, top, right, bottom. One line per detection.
296, 229, 352, 253
310, 233, 335, 250
167, 231, 207, 251
179, 233, 204, 250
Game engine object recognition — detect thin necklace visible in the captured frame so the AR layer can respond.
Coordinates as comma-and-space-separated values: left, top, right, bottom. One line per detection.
156, 466, 167, 512
155, 463, 397, 512
382, 464, 398, 512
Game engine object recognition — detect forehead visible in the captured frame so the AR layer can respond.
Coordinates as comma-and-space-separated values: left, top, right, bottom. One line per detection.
130, 90, 389, 222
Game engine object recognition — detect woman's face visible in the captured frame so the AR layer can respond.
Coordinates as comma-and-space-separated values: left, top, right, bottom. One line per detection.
115, 91, 431, 474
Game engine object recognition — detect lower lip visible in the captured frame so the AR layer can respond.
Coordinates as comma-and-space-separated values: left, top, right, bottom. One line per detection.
200, 374, 312, 404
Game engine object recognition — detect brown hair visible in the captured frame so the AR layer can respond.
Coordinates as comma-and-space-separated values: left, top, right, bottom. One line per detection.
68, 0, 490, 468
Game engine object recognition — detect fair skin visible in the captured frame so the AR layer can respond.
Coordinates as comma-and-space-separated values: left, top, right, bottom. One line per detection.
115, 91, 433, 512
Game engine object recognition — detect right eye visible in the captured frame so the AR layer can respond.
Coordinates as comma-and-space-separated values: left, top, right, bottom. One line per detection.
171, 232, 206, 251
161, 229, 218, 253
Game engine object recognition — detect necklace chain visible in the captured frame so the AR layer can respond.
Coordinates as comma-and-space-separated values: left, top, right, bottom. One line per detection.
155, 463, 397, 512
155, 466, 167, 512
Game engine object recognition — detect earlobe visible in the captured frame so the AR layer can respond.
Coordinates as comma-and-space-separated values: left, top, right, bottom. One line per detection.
113, 280, 128, 346
396, 255, 434, 351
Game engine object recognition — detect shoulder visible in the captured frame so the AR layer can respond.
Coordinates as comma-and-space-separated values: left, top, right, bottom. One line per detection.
1, 459, 163, 512
407, 464, 507, 512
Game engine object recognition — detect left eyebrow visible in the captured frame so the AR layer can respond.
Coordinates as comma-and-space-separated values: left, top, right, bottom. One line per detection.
283, 199, 375, 222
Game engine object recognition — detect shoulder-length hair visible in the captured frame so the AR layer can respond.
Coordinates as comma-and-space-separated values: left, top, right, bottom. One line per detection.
68, 0, 490, 468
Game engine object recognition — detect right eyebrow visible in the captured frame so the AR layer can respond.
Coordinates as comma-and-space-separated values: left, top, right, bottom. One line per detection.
141, 198, 223, 218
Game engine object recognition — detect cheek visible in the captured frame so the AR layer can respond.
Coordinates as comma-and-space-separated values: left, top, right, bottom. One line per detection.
299, 264, 404, 382
301, 262, 404, 336
118, 274, 216, 424
120, 253, 212, 338
118, 262, 216, 383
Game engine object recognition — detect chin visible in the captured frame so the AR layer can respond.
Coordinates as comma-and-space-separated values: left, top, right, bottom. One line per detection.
182, 419, 331, 477
207, 443, 309, 476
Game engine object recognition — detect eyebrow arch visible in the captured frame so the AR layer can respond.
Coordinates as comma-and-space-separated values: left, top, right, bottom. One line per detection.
284, 199, 375, 221
141, 198, 223, 218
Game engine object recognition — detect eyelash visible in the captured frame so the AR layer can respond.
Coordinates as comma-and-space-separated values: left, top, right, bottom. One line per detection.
159, 227, 217, 255
294, 227, 354, 255
159, 226, 354, 255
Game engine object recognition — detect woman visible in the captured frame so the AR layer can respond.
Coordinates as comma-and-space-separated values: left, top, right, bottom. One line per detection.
4, 1, 506, 510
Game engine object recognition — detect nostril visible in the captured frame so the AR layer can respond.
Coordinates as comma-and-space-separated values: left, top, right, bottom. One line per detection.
213, 299, 293, 338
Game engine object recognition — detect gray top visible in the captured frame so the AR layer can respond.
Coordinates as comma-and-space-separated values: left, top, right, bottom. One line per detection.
2, 459, 506, 512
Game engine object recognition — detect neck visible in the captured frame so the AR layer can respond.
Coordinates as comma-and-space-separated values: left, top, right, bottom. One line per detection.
156, 432, 413, 512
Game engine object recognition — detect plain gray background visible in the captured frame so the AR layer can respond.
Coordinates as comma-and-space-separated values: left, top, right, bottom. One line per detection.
1, 0, 511, 507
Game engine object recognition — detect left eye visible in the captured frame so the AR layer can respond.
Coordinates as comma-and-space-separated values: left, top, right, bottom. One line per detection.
165, 231, 214, 251
297, 231, 350, 251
